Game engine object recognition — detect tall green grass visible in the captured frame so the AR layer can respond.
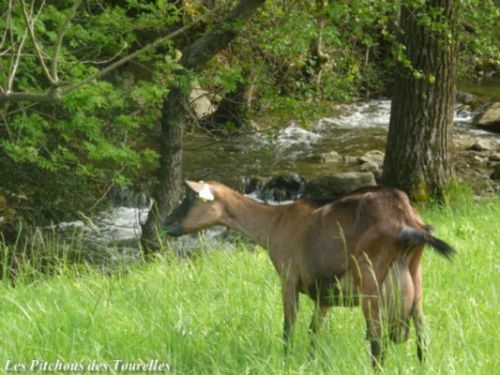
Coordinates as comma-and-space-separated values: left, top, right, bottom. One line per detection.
1, 194, 498, 374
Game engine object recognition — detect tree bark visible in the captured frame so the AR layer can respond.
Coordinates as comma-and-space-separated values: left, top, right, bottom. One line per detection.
382, 0, 458, 202
308, 0, 328, 94
199, 70, 254, 133
141, 0, 265, 252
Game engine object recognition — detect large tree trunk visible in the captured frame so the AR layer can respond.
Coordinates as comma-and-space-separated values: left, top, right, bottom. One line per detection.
381, 0, 458, 202
141, 0, 265, 252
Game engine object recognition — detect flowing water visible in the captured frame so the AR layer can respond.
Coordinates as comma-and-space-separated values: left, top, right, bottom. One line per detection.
183, 99, 497, 181
57, 87, 500, 254
183, 101, 391, 180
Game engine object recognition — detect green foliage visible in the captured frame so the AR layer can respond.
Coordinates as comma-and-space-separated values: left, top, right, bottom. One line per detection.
211, 0, 497, 121
212, 65, 244, 93
203, 0, 400, 121
458, 0, 500, 77
0, 1, 178, 223
441, 179, 476, 206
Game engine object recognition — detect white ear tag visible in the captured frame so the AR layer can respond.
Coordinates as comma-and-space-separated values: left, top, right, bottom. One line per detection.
199, 184, 214, 201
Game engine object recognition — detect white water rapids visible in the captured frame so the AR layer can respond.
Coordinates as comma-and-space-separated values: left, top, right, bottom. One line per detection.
56, 99, 496, 252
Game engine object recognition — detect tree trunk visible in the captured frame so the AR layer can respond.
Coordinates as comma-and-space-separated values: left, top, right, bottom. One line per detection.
382, 0, 457, 202
308, 0, 329, 94
141, 86, 185, 251
141, 0, 265, 252
200, 70, 254, 133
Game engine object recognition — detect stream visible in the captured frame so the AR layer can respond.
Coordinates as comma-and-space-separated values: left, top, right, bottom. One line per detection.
184, 99, 496, 180
56, 86, 500, 261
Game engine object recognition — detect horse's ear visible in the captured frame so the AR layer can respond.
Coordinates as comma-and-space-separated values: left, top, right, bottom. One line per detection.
185, 180, 214, 201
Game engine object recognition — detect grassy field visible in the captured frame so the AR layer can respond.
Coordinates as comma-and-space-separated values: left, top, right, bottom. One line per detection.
1, 193, 499, 374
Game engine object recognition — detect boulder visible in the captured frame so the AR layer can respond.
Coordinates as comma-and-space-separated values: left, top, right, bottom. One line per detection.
307, 151, 343, 163
360, 161, 379, 172
474, 102, 500, 133
108, 186, 149, 208
489, 153, 500, 163
343, 155, 359, 164
456, 91, 481, 107
266, 173, 304, 201
247, 173, 305, 202
359, 161, 382, 180
472, 155, 488, 166
302, 172, 377, 199
190, 84, 215, 118
491, 165, 500, 180
466, 139, 495, 152
358, 150, 385, 167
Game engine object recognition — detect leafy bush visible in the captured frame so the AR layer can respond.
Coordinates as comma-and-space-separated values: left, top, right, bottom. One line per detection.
0, 1, 179, 223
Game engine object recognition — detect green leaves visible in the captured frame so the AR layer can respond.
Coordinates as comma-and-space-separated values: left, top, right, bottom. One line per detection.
63, 81, 123, 112
214, 65, 243, 93
0, 0, 182, 222
458, 0, 500, 78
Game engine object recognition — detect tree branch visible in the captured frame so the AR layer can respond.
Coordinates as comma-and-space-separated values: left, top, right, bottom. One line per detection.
0, 1, 232, 104
51, 0, 82, 84
179, 0, 266, 72
62, 0, 231, 96
0, 91, 61, 105
0, 0, 13, 53
7, 32, 28, 92
21, 0, 54, 84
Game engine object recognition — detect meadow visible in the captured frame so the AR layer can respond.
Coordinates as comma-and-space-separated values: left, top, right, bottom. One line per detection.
1, 191, 499, 374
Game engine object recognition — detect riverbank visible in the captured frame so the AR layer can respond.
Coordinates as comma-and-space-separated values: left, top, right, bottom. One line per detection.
1, 192, 498, 374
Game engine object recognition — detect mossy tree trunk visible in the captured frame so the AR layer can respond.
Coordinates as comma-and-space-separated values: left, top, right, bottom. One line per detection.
382, 0, 458, 202
141, 0, 265, 252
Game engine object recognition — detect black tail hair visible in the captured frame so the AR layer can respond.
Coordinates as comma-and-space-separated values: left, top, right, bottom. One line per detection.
426, 235, 456, 260
400, 227, 456, 260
